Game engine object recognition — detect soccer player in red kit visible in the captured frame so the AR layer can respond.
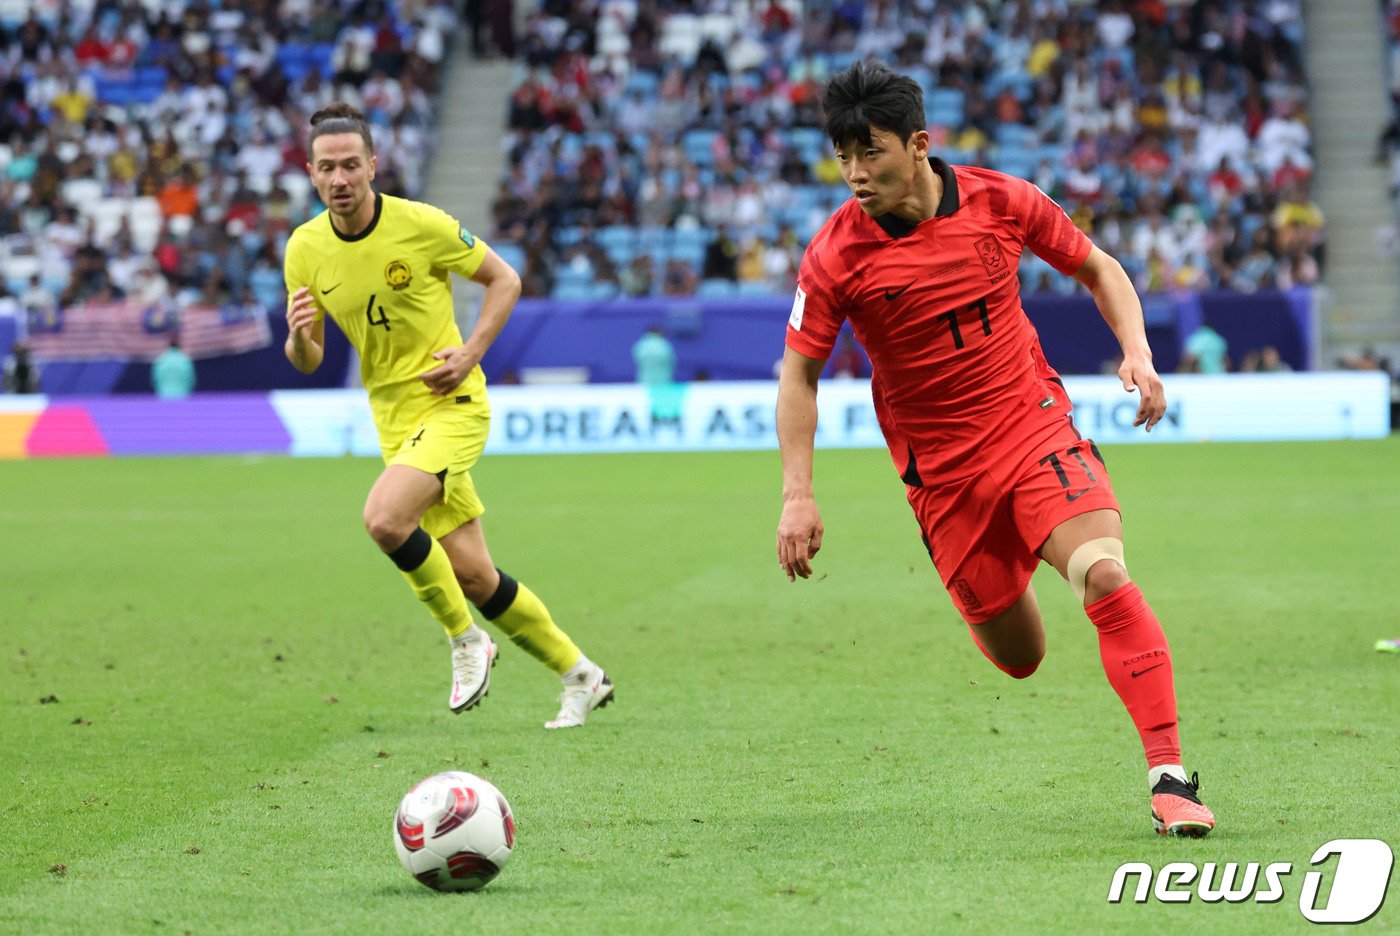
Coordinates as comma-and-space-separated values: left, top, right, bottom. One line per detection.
775, 62, 1215, 837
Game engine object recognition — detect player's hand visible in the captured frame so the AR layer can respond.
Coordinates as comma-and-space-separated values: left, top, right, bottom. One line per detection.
1119, 349, 1166, 432
286, 287, 318, 342
777, 496, 824, 582
419, 345, 480, 396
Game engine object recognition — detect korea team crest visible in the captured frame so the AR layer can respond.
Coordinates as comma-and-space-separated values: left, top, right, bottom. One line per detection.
385, 260, 412, 291
975, 236, 1010, 283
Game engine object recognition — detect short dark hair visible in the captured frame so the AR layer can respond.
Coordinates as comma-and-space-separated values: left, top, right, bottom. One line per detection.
308, 102, 374, 159
823, 60, 925, 149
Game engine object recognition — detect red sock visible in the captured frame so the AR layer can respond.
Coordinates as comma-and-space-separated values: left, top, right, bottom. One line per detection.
967, 626, 1041, 679
1086, 583, 1181, 768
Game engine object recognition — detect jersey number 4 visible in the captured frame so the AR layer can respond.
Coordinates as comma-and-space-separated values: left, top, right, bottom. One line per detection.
365, 293, 391, 330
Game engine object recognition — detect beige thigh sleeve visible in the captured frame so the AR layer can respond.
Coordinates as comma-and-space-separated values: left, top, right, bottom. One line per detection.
1065, 537, 1126, 603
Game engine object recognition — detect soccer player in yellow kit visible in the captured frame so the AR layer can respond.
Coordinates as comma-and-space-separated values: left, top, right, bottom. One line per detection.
283, 103, 613, 728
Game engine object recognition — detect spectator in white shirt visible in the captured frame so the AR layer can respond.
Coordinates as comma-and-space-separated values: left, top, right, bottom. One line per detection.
1255, 101, 1313, 176
21, 275, 56, 318
1196, 112, 1249, 175
1096, 1, 1134, 50
234, 134, 284, 192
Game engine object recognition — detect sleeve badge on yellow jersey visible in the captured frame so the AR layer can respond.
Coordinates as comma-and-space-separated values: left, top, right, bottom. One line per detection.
460, 227, 476, 249
385, 260, 412, 291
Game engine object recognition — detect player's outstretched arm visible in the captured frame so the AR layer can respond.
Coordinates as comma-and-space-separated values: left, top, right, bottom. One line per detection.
776, 347, 826, 582
419, 247, 522, 395
284, 286, 325, 374
1072, 245, 1167, 431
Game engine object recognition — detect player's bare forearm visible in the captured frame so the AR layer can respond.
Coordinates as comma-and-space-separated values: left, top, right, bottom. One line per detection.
461, 277, 520, 363
418, 252, 523, 394
284, 286, 324, 373
776, 347, 825, 580
1073, 246, 1148, 354
284, 334, 323, 373
776, 349, 821, 500
1072, 245, 1167, 430
463, 248, 524, 362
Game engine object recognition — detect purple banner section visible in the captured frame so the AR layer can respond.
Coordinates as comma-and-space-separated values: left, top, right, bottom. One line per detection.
80, 394, 292, 455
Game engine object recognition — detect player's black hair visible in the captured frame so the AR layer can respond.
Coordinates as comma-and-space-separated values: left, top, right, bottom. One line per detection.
823, 60, 925, 150
308, 102, 375, 159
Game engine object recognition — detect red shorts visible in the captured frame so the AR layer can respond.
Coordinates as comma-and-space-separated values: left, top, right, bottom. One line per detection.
907, 423, 1120, 624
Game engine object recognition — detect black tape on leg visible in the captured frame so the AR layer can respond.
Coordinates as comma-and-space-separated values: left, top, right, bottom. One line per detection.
387, 527, 433, 572
476, 568, 519, 620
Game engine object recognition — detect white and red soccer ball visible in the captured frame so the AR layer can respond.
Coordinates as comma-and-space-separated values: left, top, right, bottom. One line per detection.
393, 771, 515, 892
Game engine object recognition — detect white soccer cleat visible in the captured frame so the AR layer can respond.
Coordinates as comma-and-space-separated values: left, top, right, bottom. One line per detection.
448, 630, 498, 714
544, 665, 614, 729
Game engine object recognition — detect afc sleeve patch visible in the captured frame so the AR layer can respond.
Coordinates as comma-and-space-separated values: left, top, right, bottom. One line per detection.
460, 227, 476, 249
789, 287, 807, 331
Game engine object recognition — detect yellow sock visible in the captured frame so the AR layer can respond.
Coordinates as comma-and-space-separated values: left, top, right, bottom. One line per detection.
478, 571, 580, 675
388, 529, 472, 638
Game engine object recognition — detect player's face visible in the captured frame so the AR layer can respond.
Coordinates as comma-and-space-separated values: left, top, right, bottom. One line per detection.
307, 133, 377, 218
835, 127, 928, 217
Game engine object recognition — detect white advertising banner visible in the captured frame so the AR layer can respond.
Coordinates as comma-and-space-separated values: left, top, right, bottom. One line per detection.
477, 374, 1391, 455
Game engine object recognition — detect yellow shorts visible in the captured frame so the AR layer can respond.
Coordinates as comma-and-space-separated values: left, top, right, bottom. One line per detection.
384, 403, 490, 540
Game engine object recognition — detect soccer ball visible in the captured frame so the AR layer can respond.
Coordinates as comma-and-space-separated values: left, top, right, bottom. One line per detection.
393, 771, 516, 892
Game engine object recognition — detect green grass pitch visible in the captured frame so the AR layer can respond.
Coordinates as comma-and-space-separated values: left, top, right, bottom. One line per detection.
2, 439, 1398, 935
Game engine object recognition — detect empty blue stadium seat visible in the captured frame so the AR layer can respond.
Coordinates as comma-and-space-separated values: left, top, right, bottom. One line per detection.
683, 129, 717, 166
552, 281, 596, 300
987, 71, 1033, 101
696, 279, 738, 298
310, 44, 335, 75
736, 281, 776, 298
625, 70, 660, 96
636, 226, 667, 252
995, 124, 1039, 149
926, 87, 965, 127
828, 52, 858, 72
995, 152, 1036, 179
670, 244, 706, 267
670, 228, 711, 251
730, 72, 761, 93
598, 226, 636, 250
793, 186, 824, 210
603, 243, 634, 266
494, 244, 526, 272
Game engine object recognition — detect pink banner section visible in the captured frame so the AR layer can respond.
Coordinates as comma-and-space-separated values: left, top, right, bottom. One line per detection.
26, 406, 109, 457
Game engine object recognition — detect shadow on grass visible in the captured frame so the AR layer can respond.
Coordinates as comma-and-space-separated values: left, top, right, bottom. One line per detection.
373, 881, 529, 899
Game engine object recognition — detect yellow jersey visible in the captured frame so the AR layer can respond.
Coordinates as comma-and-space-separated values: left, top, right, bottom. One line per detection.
283, 193, 489, 440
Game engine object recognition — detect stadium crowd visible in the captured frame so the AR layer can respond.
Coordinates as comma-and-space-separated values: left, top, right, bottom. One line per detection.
0, 0, 458, 333
490, 0, 1322, 303
1379, 2, 1400, 239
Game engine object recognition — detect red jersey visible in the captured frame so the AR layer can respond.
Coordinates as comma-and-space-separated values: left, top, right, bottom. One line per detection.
786, 159, 1093, 484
